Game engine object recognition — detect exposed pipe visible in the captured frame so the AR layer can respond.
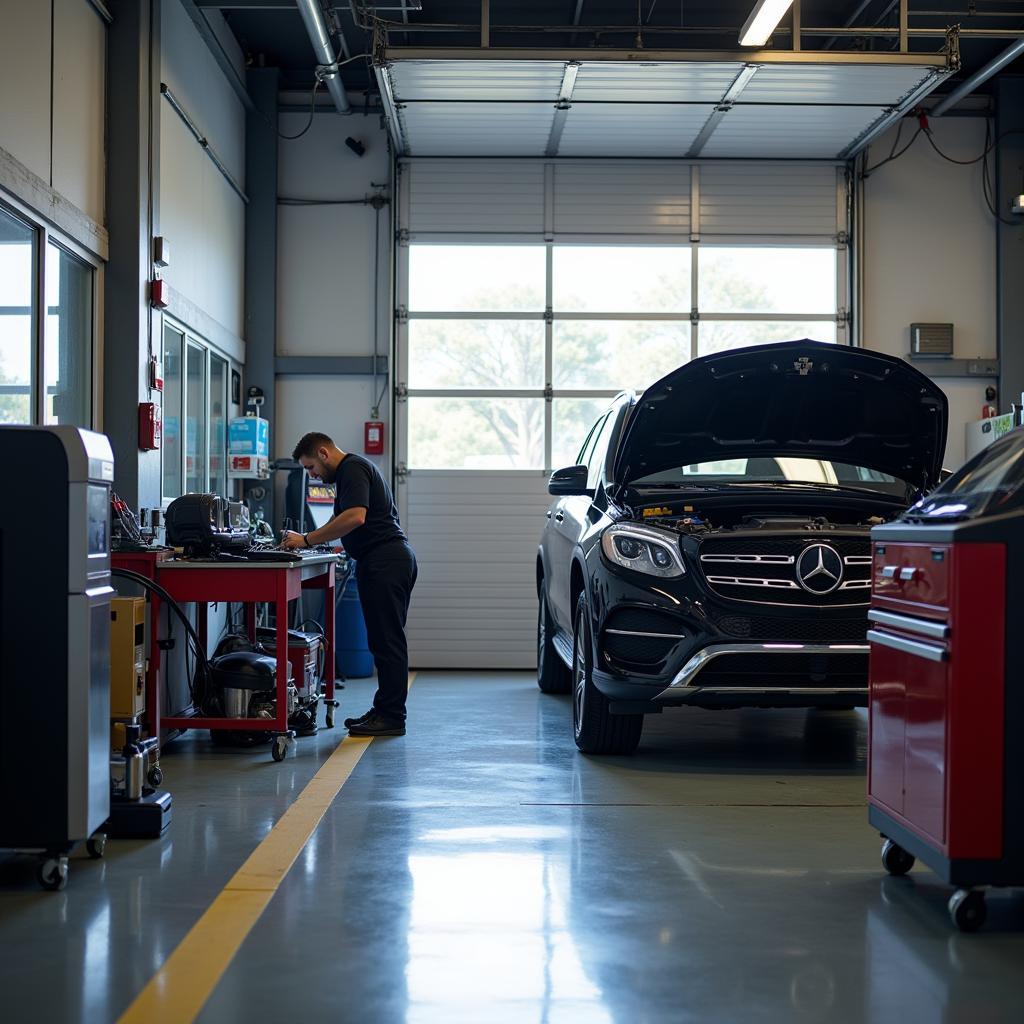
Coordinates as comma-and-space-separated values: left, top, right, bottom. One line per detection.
931, 36, 1024, 114
295, 0, 350, 114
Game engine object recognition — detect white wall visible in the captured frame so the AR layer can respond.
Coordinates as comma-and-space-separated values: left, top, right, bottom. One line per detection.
159, 0, 246, 340
275, 109, 392, 461
861, 116, 997, 469
0, 0, 106, 226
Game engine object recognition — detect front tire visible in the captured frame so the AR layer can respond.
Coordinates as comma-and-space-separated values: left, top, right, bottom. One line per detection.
572, 593, 643, 755
537, 586, 571, 694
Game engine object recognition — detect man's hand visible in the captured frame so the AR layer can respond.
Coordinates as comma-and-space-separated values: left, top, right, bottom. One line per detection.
280, 530, 306, 550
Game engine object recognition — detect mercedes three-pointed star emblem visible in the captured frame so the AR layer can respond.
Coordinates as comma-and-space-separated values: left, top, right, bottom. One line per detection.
796, 544, 844, 595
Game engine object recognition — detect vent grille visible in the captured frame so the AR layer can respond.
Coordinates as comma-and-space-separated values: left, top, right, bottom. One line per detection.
697, 651, 868, 686
698, 534, 871, 607
714, 615, 868, 643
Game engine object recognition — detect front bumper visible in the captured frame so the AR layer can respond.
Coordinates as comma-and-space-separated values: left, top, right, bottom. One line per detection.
653, 641, 869, 706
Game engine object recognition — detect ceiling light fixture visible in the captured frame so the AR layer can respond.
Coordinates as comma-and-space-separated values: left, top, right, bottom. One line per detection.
738, 0, 795, 47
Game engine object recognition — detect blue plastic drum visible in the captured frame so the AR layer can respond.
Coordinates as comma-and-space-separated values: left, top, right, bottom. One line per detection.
336, 571, 375, 678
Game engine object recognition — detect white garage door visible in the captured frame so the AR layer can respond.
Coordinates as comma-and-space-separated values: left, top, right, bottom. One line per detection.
395, 160, 847, 669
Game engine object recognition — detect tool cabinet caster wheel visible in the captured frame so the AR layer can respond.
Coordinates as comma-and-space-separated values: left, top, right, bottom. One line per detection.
272, 737, 288, 762
37, 857, 69, 891
86, 834, 107, 860
949, 889, 986, 932
881, 839, 915, 877
148, 765, 163, 787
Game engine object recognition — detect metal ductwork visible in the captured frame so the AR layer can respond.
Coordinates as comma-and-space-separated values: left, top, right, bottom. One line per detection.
295, 0, 350, 114
931, 37, 1024, 116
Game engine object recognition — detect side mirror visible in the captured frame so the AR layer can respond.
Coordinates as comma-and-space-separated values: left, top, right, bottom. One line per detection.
548, 465, 592, 496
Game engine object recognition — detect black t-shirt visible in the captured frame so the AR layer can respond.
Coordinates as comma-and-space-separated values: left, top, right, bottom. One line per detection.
333, 453, 407, 560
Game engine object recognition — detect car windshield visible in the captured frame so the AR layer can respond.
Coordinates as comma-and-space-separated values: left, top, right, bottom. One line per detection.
632, 457, 910, 497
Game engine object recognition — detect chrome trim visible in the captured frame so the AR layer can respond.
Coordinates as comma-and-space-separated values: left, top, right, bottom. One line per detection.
867, 609, 950, 640
665, 686, 867, 697
700, 554, 795, 565
705, 575, 800, 590
658, 642, 871, 695
867, 628, 948, 662
839, 580, 871, 590
605, 629, 687, 639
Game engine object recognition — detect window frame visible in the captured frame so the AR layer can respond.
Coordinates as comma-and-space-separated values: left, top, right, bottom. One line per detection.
399, 239, 847, 474
0, 191, 101, 429
160, 313, 234, 504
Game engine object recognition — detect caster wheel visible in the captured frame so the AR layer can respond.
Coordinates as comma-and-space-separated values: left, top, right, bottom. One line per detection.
949, 889, 987, 932
37, 857, 69, 891
86, 834, 107, 860
148, 766, 163, 787
271, 737, 288, 762
881, 839, 915, 877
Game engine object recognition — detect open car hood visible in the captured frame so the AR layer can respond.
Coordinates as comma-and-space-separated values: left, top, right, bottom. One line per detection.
612, 341, 948, 493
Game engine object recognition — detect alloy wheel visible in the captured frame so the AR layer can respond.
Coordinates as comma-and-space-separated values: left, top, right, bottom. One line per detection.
573, 615, 586, 739
538, 593, 547, 665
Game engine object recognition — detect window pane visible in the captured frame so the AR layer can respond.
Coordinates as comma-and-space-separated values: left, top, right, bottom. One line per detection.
409, 397, 543, 469
163, 326, 183, 497
409, 320, 544, 388
0, 208, 35, 424
553, 246, 690, 313
698, 321, 836, 358
210, 355, 227, 497
44, 243, 93, 426
553, 400, 610, 472
698, 248, 836, 314
186, 341, 207, 493
408, 246, 545, 312
554, 321, 689, 392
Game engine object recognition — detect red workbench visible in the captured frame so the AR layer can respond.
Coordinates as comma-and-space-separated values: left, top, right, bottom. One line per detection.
154, 554, 338, 760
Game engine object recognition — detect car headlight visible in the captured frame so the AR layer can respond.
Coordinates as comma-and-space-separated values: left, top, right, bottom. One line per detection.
600, 523, 686, 578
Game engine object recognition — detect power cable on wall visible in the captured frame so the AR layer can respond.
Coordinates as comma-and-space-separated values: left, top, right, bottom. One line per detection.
861, 114, 1024, 224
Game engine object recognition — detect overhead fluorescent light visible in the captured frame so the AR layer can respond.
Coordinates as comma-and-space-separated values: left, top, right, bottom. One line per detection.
739, 0, 795, 47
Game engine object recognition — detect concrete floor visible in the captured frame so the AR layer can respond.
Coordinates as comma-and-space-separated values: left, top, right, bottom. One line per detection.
2, 672, 1024, 1023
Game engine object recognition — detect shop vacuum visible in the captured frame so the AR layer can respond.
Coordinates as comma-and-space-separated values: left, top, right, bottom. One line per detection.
867, 428, 1024, 931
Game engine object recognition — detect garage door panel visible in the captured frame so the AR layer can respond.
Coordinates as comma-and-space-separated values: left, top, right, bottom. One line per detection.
404, 471, 550, 668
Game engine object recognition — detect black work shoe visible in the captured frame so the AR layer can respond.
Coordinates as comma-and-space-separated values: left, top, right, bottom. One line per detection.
343, 709, 375, 729
347, 711, 406, 737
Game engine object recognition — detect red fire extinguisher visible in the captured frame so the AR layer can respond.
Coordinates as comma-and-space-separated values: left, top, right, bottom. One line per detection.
364, 420, 384, 456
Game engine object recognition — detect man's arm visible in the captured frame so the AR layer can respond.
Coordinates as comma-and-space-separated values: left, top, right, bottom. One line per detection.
281, 507, 366, 549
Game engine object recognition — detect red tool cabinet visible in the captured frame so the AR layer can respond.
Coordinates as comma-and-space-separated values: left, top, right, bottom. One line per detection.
867, 430, 1024, 931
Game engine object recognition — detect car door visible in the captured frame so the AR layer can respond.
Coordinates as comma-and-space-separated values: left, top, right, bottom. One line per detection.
548, 408, 621, 630
544, 412, 604, 631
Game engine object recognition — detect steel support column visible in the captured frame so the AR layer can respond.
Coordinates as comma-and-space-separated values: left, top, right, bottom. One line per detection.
996, 76, 1024, 413
244, 67, 280, 526
103, 0, 162, 513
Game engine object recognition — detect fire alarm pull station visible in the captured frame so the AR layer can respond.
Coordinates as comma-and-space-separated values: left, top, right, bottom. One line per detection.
364, 421, 384, 456
139, 402, 162, 451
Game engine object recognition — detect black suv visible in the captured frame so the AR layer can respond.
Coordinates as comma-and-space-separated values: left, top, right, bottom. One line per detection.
537, 340, 947, 755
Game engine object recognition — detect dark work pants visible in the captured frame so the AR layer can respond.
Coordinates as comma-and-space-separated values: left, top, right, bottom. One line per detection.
355, 541, 418, 722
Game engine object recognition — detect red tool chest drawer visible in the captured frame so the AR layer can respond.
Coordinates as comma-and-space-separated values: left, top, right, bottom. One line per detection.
872, 542, 950, 614
867, 541, 1005, 861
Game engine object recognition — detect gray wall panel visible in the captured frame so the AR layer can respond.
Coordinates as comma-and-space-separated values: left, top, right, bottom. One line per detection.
52, 0, 106, 224
0, 0, 52, 184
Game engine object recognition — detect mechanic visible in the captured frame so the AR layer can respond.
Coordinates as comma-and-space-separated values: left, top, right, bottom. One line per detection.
282, 431, 417, 737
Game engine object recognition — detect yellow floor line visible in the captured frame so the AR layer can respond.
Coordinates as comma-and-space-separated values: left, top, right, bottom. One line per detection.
117, 674, 415, 1024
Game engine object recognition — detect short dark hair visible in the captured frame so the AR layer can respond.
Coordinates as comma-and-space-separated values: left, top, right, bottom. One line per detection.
292, 431, 334, 461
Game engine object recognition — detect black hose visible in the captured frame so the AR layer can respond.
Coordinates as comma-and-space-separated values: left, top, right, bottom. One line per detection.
111, 567, 215, 712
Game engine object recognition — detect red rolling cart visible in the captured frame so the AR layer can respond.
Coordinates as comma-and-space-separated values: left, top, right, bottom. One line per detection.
867, 429, 1024, 931
155, 555, 338, 761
